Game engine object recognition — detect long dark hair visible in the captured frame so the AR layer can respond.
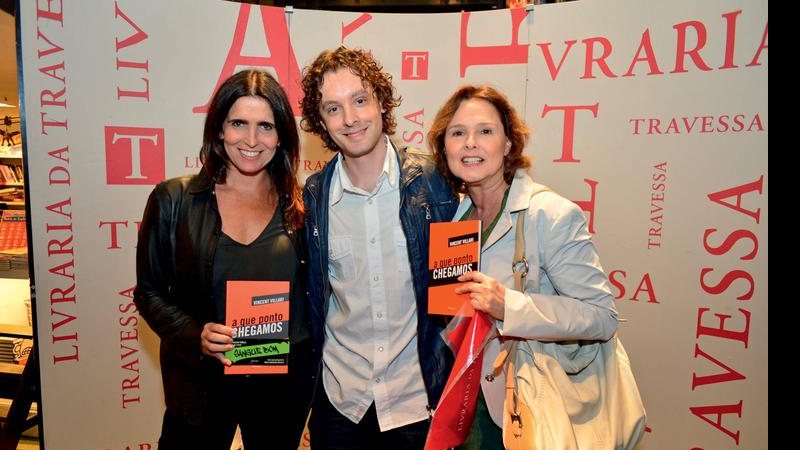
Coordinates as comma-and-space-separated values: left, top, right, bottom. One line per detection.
428, 84, 532, 195
199, 69, 304, 229
299, 46, 401, 152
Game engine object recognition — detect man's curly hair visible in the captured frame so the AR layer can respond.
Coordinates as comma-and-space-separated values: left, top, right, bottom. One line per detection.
300, 46, 401, 152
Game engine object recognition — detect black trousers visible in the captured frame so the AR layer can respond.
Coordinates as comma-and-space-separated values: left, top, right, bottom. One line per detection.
158, 340, 313, 450
308, 384, 430, 450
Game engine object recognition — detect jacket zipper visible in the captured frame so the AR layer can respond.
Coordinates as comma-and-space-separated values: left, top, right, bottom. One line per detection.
421, 198, 454, 222
306, 184, 327, 414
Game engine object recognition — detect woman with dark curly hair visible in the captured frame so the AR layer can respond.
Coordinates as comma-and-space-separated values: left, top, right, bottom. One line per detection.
134, 69, 312, 450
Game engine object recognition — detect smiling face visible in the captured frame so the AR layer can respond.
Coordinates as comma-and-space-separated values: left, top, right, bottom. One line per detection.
318, 68, 386, 160
444, 98, 511, 190
220, 95, 279, 179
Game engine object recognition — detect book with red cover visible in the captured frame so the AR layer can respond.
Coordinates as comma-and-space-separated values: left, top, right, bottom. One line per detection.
224, 280, 290, 375
428, 220, 481, 315
0, 210, 27, 251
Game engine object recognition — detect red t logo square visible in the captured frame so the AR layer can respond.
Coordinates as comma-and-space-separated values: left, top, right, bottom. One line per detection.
401, 52, 429, 80
105, 126, 165, 185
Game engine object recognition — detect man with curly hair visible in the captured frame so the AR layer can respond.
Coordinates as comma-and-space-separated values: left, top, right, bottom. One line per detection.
300, 46, 458, 449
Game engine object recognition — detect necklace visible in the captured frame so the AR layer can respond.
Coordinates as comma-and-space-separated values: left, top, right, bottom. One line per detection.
459, 186, 511, 246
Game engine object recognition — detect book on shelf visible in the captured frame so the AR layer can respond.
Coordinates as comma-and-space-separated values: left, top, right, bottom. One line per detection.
223, 280, 291, 375
0, 210, 27, 252
0, 163, 22, 184
428, 220, 481, 315
0, 336, 31, 364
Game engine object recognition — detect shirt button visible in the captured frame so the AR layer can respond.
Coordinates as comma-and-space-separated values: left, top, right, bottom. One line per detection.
378, 346, 384, 352
370, 237, 376, 244
377, 312, 383, 318
373, 275, 379, 281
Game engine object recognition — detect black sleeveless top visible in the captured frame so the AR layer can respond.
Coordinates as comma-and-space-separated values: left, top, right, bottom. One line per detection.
212, 205, 309, 344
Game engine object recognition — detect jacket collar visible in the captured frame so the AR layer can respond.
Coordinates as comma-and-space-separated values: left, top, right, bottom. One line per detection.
314, 141, 419, 213
396, 145, 426, 189
452, 169, 535, 250
187, 169, 216, 195
507, 169, 536, 213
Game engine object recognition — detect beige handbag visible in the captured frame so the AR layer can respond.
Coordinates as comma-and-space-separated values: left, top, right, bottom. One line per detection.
494, 208, 647, 450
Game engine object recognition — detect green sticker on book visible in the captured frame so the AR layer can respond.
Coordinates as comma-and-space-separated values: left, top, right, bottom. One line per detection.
225, 342, 290, 363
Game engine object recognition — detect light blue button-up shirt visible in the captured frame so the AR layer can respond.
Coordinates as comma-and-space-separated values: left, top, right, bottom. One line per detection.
322, 138, 429, 431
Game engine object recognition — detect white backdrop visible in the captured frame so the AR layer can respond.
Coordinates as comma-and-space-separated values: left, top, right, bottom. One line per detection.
17, 0, 767, 449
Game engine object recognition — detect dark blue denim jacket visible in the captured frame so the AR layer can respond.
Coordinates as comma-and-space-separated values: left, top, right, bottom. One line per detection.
303, 145, 458, 411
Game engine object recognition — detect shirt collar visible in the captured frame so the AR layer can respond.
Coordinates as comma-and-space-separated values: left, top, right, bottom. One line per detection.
330, 135, 398, 206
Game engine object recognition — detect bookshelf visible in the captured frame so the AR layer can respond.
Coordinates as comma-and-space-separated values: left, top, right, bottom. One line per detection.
0, 154, 23, 211
0, 150, 26, 278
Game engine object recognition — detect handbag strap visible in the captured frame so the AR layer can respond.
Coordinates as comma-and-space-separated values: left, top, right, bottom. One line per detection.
495, 209, 527, 378
494, 186, 550, 444
511, 185, 549, 292
495, 186, 551, 429
495, 210, 527, 435
512, 211, 527, 292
